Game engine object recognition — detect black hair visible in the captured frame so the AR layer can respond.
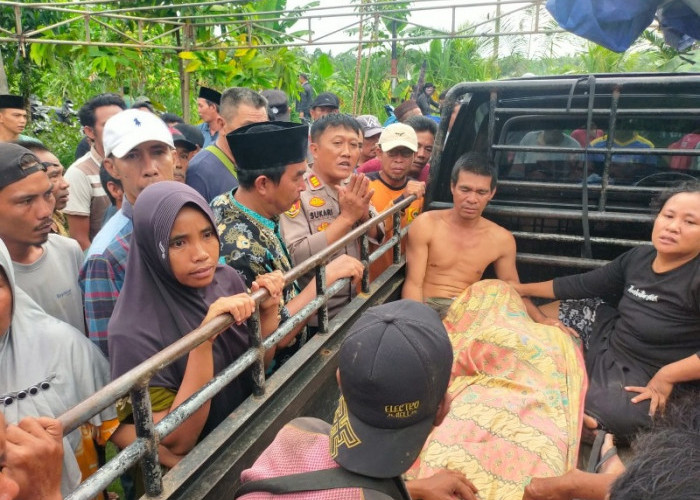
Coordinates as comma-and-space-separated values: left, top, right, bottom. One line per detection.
609, 392, 700, 500
78, 93, 127, 128
310, 113, 361, 143
161, 112, 184, 125
651, 180, 700, 215
237, 165, 287, 190
404, 115, 437, 136
450, 152, 497, 189
15, 140, 48, 153
99, 166, 122, 206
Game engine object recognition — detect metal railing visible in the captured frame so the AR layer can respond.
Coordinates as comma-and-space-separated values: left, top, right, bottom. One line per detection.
60, 196, 416, 500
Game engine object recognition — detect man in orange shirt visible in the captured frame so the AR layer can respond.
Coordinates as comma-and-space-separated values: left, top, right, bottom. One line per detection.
367, 123, 425, 280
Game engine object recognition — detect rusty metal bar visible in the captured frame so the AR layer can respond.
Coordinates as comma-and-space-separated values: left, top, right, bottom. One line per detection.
315, 265, 329, 334
511, 231, 650, 247
599, 86, 621, 211
361, 233, 370, 294
59, 196, 414, 432
130, 384, 163, 497
516, 252, 608, 269
392, 210, 402, 265
248, 310, 265, 398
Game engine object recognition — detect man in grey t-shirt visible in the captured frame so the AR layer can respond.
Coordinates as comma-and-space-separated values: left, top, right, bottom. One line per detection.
0, 143, 85, 333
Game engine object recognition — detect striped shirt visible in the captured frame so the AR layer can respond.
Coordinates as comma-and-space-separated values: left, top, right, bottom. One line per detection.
80, 198, 133, 358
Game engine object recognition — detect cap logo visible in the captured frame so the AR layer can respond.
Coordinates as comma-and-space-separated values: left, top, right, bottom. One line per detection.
309, 196, 325, 207
394, 132, 405, 136
329, 397, 361, 458
134, 118, 142, 127
385, 400, 420, 419
284, 200, 301, 218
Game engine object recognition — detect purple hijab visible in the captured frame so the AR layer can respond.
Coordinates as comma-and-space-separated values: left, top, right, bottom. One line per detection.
109, 181, 251, 433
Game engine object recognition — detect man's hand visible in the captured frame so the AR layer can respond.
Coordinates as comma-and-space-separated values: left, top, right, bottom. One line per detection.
4, 417, 64, 500
522, 475, 573, 500
405, 180, 426, 199
338, 174, 374, 224
407, 470, 478, 500
326, 255, 364, 286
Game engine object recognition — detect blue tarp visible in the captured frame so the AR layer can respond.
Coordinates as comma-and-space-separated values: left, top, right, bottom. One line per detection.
546, 0, 700, 52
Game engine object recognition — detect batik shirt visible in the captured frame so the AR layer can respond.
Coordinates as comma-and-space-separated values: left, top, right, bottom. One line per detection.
211, 189, 299, 316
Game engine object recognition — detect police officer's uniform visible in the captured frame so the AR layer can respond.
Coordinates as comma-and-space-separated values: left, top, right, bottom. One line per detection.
280, 170, 384, 320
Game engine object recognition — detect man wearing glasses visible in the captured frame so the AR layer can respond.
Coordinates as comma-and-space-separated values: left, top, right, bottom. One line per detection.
366, 123, 425, 280
0, 143, 85, 333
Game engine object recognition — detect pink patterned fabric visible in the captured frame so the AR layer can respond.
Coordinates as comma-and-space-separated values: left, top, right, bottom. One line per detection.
240, 417, 377, 500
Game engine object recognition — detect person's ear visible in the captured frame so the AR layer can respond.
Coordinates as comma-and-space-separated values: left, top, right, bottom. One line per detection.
432, 394, 451, 427
309, 142, 320, 161
83, 126, 96, 141
254, 175, 270, 195
103, 157, 120, 179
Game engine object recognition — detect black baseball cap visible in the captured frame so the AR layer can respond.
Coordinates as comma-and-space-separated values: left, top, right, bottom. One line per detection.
0, 143, 45, 190
329, 300, 453, 478
173, 123, 205, 151
311, 92, 340, 109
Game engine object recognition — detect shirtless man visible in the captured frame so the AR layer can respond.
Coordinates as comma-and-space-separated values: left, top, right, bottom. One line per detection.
402, 152, 550, 325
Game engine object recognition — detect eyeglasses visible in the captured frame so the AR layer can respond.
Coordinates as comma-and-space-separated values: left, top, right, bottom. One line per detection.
385, 148, 414, 158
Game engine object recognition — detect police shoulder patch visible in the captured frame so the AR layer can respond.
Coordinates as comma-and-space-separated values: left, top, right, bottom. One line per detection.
285, 200, 301, 218
308, 174, 322, 189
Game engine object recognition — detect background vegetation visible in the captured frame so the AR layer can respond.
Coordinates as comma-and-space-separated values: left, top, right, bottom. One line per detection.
1, 0, 698, 166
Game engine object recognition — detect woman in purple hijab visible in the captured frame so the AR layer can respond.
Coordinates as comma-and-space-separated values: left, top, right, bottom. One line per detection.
108, 181, 283, 464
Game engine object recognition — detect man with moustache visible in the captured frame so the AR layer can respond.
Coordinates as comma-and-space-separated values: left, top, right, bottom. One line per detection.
81, 109, 176, 356
196, 86, 222, 147
212, 121, 364, 363
0, 143, 85, 333
187, 87, 268, 203
402, 152, 550, 325
17, 141, 71, 237
366, 124, 425, 280
280, 114, 383, 321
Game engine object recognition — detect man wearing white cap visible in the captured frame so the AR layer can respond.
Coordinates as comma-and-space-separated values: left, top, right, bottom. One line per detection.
367, 123, 426, 280
80, 109, 175, 357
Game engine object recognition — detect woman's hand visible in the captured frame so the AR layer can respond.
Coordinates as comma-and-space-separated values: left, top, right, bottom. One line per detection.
538, 317, 579, 338
626, 371, 674, 416
202, 294, 256, 331
252, 271, 285, 311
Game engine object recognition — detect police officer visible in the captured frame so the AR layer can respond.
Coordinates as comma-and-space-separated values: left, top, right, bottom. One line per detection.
280, 114, 383, 320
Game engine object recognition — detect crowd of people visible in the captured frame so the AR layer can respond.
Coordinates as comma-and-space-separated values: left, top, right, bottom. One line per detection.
0, 75, 697, 500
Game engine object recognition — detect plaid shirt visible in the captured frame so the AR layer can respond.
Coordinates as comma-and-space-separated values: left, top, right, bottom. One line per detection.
80, 199, 133, 358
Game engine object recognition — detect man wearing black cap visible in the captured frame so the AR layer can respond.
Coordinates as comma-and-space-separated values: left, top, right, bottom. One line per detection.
211, 122, 363, 362
237, 300, 478, 500
187, 87, 268, 202
170, 123, 204, 183
261, 89, 291, 122
0, 143, 85, 334
309, 92, 340, 121
196, 86, 222, 147
0, 95, 28, 143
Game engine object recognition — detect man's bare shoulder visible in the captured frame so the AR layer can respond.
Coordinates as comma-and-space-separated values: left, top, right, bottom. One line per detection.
410, 209, 445, 234
480, 217, 515, 242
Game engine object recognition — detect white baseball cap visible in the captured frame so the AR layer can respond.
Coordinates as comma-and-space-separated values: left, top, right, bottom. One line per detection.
378, 123, 418, 152
103, 109, 174, 159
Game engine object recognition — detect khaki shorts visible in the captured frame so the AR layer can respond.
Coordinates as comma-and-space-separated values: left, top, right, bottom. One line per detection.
424, 297, 455, 320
